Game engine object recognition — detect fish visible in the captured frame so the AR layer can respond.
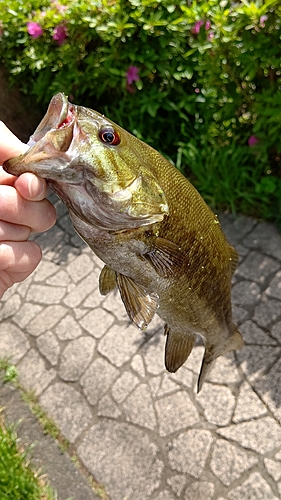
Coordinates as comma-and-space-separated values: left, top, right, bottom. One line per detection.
4, 92, 243, 392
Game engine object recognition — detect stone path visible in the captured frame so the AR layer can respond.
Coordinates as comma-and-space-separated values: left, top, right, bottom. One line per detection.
1, 192, 281, 500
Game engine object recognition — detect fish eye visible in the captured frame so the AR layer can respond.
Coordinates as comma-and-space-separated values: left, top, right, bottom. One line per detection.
98, 127, 120, 146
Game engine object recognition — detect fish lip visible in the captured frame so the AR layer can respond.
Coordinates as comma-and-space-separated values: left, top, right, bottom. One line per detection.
28, 93, 75, 146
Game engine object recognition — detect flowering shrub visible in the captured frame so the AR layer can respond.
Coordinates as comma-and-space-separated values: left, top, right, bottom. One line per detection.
0, 0, 281, 222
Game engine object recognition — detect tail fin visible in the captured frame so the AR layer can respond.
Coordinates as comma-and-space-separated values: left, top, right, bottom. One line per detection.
197, 325, 244, 393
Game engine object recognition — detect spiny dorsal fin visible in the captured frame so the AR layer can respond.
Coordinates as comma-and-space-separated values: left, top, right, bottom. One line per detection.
99, 265, 117, 295
145, 237, 185, 278
116, 273, 159, 330
164, 325, 196, 373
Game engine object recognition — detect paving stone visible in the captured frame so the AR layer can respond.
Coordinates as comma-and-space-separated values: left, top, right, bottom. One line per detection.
168, 429, 213, 478
80, 358, 119, 406
253, 299, 281, 329
242, 221, 281, 261
13, 302, 43, 328
26, 284, 67, 304
0, 294, 21, 320
181, 345, 205, 375
0, 322, 30, 363
131, 353, 146, 377
233, 381, 267, 423
197, 384, 236, 426
232, 281, 261, 306
111, 371, 139, 403
153, 374, 182, 397
143, 333, 166, 375
219, 213, 256, 245
275, 450, 281, 460
101, 289, 130, 321
122, 384, 157, 430
26, 304, 67, 336
264, 458, 281, 481
210, 439, 258, 486
227, 471, 279, 500
33, 224, 66, 252
79, 308, 115, 338
17, 349, 56, 396
14, 278, 31, 298
98, 323, 144, 367
167, 475, 186, 497
40, 383, 92, 443
232, 304, 249, 324
46, 270, 71, 287
55, 314, 82, 340
63, 274, 98, 307
153, 490, 175, 500
271, 321, 281, 343
155, 391, 200, 436
36, 331, 61, 366
254, 358, 281, 424
206, 352, 242, 385
266, 270, 281, 300
59, 336, 96, 381
97, 395, 121, 418
235, 251, 279, 284
169, 366, 194, 389
236, 344, 280, 382
184, 481, 215, 500
66, 253, 94, 283
217, 416, 281, 454
32, 261, 60, 282
78, 420, 164, 500
239, 320, 277, 345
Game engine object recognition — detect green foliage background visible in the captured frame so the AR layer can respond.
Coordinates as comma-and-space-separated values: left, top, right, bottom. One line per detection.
0, 0, 281, 222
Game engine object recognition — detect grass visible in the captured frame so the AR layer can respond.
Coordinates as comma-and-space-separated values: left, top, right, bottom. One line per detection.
0, 411, 57, 500
0, 359, 109, 499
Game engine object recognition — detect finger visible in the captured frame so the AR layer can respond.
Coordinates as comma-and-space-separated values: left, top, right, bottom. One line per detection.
0, 185, 56, 233
0, 241, 42, 298
14, 173, 49, 201
0, 122, 29, 165
0, 221, 30, 242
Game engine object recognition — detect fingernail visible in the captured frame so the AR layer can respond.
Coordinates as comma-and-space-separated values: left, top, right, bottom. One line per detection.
29, 176, 44, 199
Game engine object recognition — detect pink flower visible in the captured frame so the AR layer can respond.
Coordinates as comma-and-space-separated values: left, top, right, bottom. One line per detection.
191, 20, 204, 35
248, 135, 259, 147
205, 20, 211, 31
53, 24, 68, 45
259, 15, 268, 28
126, 66, 140, 85
27, 21, 43, 39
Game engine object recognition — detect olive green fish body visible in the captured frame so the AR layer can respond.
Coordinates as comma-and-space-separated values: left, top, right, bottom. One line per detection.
4, 93, 243, 391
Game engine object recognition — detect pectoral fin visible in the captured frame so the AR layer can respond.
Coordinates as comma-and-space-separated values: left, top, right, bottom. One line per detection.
164, 325, 196, 373
99, 265, 117, 295
116, 273, 159, 330
145, 237, 185, 278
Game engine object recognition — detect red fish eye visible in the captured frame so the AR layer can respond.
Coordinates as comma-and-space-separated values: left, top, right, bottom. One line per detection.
99, 127, 120, 146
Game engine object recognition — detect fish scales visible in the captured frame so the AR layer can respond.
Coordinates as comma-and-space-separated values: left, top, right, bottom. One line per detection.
3, 93, 243, 391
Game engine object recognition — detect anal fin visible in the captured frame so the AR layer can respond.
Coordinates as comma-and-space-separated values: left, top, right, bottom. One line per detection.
164, 325, 196, 373
116, 273, 159, 330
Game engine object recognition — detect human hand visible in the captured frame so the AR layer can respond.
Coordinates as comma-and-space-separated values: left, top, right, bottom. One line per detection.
0, 122, 56, 299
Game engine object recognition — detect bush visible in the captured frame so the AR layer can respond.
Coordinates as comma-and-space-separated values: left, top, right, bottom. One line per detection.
1, 0, 281, 222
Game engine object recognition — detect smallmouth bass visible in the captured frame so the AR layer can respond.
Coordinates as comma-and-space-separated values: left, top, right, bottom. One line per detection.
4, 93, 243, 391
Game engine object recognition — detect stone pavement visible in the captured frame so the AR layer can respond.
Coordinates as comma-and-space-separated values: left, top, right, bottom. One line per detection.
1, 192, 281, 500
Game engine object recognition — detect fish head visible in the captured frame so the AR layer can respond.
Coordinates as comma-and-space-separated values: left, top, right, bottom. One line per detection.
4, 93, 168, 231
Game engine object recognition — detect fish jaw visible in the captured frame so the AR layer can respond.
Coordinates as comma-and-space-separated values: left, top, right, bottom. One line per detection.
4, 93, 169, 231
